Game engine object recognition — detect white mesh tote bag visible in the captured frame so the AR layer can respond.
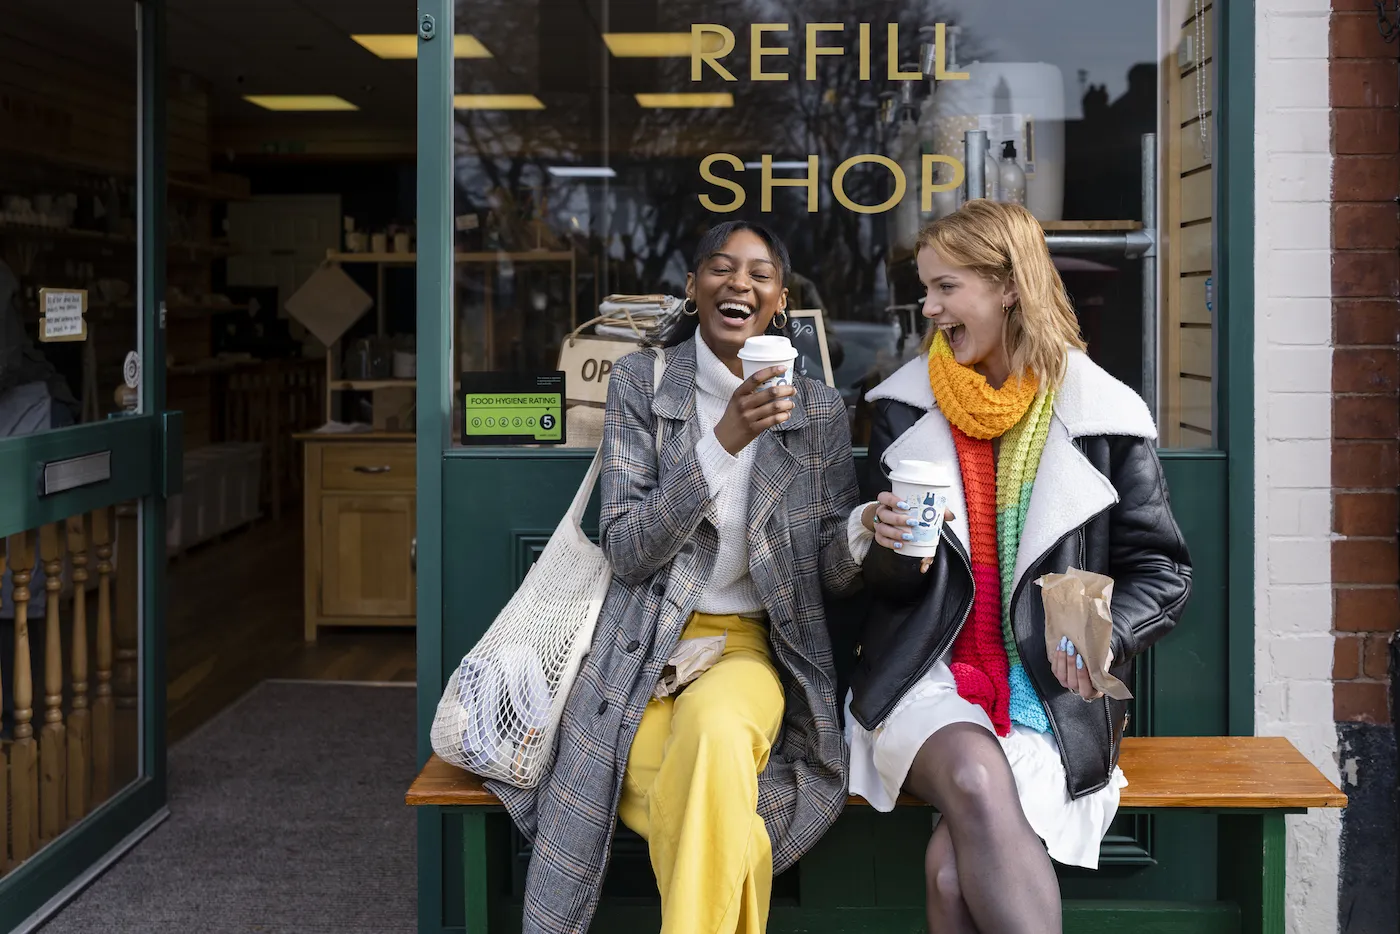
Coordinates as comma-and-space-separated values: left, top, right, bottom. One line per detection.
431, 348, 666, 788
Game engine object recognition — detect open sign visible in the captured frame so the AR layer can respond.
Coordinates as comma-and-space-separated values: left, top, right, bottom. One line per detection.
557, 336, 641, 406
580, 358, 613, 382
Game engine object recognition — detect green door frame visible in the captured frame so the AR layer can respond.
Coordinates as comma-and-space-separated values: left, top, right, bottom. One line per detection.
415, 3, 455, 925
413, 2, 1257, 929
0, 1, 172, 928
1216, 0, 1256, 738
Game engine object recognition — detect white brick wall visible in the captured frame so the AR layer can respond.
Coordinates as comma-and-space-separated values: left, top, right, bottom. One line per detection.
1254, 2, 1340, 932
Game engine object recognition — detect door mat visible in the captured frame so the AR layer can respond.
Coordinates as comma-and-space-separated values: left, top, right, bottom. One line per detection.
39, 681, 417, 934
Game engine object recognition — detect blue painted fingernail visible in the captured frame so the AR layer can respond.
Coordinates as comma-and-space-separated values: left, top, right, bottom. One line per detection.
902, 533, 913, 541
1066, 641, 1075, 655
906, 519, 918, 527
1058, 636, 1068, 651
1076, 655, 1085, 671
896, 501, 909, 510
894, 542, 903, 549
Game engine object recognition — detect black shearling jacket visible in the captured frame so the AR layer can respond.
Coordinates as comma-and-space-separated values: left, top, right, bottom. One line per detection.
850, 351, 1192, 799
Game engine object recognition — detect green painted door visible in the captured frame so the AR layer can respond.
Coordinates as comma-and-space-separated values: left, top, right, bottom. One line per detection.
415, 1, 1253, 931
0, 2, 172, 928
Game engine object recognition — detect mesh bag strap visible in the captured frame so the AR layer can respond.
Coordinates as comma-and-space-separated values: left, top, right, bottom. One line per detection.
565, 348, 667, 531
651, 346, 667, 455
565, 449, 603, 529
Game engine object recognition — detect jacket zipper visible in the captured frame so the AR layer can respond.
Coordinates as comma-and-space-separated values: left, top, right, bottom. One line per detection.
1007, 505, 1113, 771
1078, 524, 1118, 765
1104, 695, 1118, 766
873, 527, 975, 725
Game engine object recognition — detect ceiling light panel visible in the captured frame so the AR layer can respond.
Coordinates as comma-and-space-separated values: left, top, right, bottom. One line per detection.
635, 93, 734, 108
351, 34, 492, 59
454, 94, 546, 110
604, 32, 724, 57
243, 95, 359, 111
547, 166, 617, 178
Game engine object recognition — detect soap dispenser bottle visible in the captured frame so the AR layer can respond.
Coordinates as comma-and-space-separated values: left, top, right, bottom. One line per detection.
999, 140, 1026, 207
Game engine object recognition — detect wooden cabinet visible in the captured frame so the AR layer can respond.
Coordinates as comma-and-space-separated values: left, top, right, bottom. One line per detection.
300, 437, 416, 642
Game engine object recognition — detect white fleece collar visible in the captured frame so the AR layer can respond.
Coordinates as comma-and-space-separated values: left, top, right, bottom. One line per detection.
867, 347, 1156, 593
865, 348, 1157, 441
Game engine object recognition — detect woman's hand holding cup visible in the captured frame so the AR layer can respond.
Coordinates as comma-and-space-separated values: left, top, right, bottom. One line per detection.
714, 366, 795, 455
863, 492, 955, 573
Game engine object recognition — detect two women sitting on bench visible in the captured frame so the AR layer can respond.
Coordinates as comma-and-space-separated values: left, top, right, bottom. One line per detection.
492, 206, 1192, 934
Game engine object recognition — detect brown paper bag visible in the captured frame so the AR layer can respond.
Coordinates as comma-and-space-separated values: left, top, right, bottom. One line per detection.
1035, 568, 1132, 700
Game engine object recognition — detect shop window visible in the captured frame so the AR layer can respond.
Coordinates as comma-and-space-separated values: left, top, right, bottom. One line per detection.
447, 0, 1217, 449
0, 7, 141, 439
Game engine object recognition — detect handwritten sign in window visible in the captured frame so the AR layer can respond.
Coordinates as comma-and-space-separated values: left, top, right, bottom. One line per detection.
39, 288, 88, 342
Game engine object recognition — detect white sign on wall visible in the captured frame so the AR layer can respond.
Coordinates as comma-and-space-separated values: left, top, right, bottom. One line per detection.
38, 288, 88, 342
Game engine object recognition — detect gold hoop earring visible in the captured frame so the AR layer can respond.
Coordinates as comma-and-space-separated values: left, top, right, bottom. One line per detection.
773, 310, 788, 330
683, 298, 698, 316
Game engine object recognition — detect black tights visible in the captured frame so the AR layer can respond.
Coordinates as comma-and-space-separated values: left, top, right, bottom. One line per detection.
903, 723, 1062, 934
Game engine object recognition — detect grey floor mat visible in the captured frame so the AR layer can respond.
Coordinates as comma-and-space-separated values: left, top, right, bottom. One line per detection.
38, 681, 418, 934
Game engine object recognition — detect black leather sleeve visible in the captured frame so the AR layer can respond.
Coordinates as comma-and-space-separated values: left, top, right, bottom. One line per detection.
1105, 436, 1193, 663
861, 398, 934, 605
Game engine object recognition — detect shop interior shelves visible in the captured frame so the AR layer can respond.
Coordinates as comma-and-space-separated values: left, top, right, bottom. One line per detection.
324, 249, 575, 264
328, 378, 418, 391
0, 220, 233, 255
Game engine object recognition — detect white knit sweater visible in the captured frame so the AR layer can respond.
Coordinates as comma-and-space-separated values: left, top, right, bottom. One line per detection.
692, 335, 765, 615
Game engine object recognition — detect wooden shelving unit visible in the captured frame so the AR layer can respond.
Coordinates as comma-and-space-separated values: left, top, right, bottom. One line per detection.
328, 378, 417, 391
0, 221, 233, 255
326, 249, 574, 264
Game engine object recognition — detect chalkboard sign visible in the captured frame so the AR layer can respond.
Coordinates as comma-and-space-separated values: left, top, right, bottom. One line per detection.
781, 308, 834, 388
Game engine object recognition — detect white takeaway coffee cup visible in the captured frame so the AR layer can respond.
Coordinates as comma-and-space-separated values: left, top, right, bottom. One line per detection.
738, 335, 799, 391
888, 459, 955, 558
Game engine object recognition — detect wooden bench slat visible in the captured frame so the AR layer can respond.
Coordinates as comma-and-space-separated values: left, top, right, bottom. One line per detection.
406, 736, 1346, 811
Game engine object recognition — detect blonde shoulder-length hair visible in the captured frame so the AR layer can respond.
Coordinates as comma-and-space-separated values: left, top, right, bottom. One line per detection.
917, 199, 1086, 390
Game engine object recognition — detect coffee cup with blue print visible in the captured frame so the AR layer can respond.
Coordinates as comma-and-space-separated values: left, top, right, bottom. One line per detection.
888, 459, 954, 558
738, 335, 798, 391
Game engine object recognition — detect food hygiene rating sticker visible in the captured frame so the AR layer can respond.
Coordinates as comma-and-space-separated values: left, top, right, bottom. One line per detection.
460, 371, 566, 445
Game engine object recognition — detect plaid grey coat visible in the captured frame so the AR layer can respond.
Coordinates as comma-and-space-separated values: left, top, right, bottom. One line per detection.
488, 336, 862, 933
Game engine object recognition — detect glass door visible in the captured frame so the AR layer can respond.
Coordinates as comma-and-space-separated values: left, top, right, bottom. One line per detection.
0, 1, 171, 926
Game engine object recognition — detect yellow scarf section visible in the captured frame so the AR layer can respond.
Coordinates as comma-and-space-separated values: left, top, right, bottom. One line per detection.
926, 330, 1040, 439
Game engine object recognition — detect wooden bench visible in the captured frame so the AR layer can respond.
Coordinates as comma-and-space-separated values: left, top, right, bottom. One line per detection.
408, 736, 1345, 934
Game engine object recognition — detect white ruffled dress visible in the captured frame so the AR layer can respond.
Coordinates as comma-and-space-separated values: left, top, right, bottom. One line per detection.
841, 512, 1126, 870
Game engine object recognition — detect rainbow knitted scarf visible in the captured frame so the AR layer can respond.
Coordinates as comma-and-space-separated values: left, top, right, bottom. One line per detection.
928, 332, 1053, 736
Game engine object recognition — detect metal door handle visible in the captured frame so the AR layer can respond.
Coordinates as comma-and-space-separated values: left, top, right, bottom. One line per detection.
410, 536, 417, 572
353, 465, 392, 474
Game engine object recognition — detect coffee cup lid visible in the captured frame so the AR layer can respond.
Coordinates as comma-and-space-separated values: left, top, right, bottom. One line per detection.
889, 458, 954, 487
737, 335, 796, 362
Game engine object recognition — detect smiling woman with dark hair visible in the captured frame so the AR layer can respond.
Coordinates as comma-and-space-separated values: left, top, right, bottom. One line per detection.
492, 221, 867, 934
653, 220, 794, 350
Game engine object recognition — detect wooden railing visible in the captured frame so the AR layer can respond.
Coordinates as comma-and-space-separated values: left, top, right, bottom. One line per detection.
0, 505, 139, 874
215, 359, 324, 520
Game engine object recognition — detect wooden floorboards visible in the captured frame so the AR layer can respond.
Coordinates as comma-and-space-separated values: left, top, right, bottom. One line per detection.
166, 511, 415, 744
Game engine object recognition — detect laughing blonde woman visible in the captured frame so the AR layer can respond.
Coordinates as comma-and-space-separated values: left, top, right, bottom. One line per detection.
846, 200, 1192, 933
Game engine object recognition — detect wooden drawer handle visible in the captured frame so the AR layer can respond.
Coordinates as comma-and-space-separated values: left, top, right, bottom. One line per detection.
353, 465, 393, 474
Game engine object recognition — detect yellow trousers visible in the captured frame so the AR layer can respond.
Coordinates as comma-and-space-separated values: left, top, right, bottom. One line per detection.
618, 612, 784, 934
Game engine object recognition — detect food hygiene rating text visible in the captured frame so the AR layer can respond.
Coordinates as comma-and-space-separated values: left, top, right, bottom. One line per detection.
687, 23, 971, 214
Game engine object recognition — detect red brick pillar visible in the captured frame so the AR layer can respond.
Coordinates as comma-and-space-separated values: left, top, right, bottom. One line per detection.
1331, 8, 1400, 928
1331, 3, 1399, 725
